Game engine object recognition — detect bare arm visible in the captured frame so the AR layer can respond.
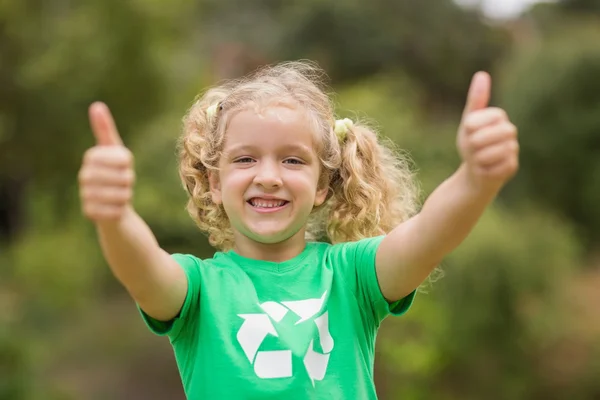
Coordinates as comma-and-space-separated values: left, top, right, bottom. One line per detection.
80, 102, 187, 321
96, 207, 187, 321
376, 165, 502, 301
376, 72, 519, 302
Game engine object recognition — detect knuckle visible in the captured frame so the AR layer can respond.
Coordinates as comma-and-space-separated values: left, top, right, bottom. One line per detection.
106, 188, 132, 204
492, 107, 508, 120
511, 140, 520, 153
85, 147, 111, 165
504, 122, 517, 137
79, 168, 98, 185
117, 148, 134, 164
119, 191, 132, 205
83, 148, 98, 164
114, 189, 127, 203
510, 157, 519, 170
123, 169, 136, 185
463, 115, 477, 131
77, 168, 88, 184
83, 205, 96, 219
504, 160, 518, 176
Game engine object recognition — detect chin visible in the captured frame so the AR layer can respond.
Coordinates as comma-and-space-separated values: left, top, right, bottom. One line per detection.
246, 226, 300, 244
250, 231, 292, 244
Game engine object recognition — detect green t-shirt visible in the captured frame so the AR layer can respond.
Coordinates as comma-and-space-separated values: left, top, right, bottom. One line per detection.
139, 236, 416, 399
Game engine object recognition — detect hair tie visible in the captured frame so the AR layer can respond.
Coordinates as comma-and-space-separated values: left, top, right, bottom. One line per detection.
334, 118, 354, 141
206, 103, 219, 122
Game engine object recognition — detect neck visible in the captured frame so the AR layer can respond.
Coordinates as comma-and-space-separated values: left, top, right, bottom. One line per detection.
232, 229, 307, 262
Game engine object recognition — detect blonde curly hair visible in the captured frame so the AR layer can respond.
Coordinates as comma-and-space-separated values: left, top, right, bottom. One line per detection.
178, 60, 420, 250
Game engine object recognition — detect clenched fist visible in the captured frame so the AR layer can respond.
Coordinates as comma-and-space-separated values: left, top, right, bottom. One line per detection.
457, 72, 519, 190
79, 102, 135, 222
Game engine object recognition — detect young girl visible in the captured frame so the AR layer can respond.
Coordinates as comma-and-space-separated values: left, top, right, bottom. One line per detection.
78, 61, 519, 399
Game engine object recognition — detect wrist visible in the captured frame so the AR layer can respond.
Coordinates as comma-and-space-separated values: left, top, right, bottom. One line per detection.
456, 163, 503, 200
95, 204, 135, 232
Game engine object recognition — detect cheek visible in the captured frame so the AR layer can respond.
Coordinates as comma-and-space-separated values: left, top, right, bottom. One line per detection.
285, 169, 320, 193
221, 171, 252, 193
219, 173, 252, 210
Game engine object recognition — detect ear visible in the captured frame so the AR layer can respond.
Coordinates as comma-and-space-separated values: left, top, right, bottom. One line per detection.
314, 186, 328, 207
314, 176, 329, 207
208, 170, 223, 205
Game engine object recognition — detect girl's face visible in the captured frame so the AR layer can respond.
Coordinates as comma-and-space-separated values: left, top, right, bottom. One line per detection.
210, 105, 329, 252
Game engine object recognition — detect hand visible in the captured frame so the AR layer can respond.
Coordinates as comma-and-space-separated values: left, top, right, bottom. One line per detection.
456, 72, 519, 191
78, 102, 135, 223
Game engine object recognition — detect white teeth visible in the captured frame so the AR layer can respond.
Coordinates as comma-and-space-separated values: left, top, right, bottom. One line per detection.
250, 199, 286, 208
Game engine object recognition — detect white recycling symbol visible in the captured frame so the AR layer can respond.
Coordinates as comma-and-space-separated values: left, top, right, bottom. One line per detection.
236, 291, 334, 385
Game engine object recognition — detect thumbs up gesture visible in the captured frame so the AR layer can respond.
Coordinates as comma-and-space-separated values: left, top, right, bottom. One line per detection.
457, 72, 519, 191
78, 102, 135, 222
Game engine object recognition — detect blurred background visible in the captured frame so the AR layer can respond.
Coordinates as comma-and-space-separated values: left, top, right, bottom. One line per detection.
1, 0, 600, 398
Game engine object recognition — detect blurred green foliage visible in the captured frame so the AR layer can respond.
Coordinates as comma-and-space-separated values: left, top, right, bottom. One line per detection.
498, 22, 600, 246
1, 0, 600, 399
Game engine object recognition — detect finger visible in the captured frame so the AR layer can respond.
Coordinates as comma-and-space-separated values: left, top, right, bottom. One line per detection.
463, 108, 508, 134
477, 156, 519, 179
89, 102, 124, 146
82, 204, 126, 221
81, 187, 133, 206
463, 71, 491, 117
469, 122, 517, 150
474, 140, 519, 167
78, 168, 135, 187
83, 147, 133, 168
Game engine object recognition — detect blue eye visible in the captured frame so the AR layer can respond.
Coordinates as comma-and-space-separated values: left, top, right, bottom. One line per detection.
234, 157, 254, 163
284, 158, 304, 165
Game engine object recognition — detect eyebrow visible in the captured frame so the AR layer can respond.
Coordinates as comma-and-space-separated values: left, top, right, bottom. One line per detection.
224, 143, 314, 158
280, 143, 314, 157
224, 144, 259, 155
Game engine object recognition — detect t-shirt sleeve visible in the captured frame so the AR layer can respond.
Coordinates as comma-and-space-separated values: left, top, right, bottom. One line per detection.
333, 236, 416, 325
138, 253, 202, 342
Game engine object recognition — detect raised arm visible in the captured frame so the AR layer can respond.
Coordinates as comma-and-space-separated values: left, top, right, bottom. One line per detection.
79, 102, 187, 321
376, 72, 519, 302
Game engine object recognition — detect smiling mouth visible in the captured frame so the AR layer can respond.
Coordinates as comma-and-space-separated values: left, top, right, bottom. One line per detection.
247, 198, 289, 209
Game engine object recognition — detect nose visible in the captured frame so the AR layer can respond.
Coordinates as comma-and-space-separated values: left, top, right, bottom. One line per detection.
253, 160, 282, 189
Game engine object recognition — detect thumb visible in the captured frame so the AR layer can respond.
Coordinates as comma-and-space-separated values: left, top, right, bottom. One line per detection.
89, 102, 124, 146
462, 71, 491, 117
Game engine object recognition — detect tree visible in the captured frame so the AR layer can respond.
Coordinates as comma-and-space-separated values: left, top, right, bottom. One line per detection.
497, 23, 600, 247
560, 0, 600, 13
0, 0, 166, 240
197, 0, 511, 112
